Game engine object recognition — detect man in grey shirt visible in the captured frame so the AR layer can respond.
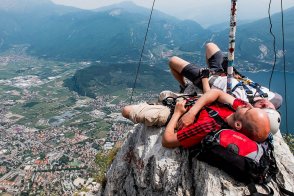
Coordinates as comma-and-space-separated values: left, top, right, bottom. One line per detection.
169, 42, 282, 110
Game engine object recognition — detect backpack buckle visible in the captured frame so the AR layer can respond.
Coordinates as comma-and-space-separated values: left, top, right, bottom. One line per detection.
208, 110, 218, 118
260, 93, 268, 98
245, 89, 253, 95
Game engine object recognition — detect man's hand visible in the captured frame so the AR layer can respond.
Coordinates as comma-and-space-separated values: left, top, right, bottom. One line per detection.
233, 72, 242, 79
177, 111, 195, 129
174, 99, 187, 115
236, 102, 253, 110
200, 68, 210, 78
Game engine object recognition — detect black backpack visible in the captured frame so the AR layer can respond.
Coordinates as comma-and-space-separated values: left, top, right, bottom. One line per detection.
190, 107, 294, 196
162, 96, 293, 195
195, 129, 276, 184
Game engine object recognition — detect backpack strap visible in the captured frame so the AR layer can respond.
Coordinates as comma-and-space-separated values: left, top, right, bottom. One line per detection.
263, 139, 294, 196
270, 172, 294, 196
205, 107, 231, 129
278, 186, 294, 196
247, 183, 274, 196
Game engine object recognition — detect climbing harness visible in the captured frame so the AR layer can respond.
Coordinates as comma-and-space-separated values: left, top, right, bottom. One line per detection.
231, 78, 268, 103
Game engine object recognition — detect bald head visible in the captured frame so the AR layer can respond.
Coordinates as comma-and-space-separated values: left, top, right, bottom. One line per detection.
241, 108, 270, 142
232, 106, 270, 143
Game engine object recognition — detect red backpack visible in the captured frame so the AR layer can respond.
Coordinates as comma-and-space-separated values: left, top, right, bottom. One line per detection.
191, 129, 279, 195
163, 96, 293, 195
208, 129, 263, 161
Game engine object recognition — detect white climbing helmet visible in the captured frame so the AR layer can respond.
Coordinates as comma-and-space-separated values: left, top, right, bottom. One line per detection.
262, 108, 281, 135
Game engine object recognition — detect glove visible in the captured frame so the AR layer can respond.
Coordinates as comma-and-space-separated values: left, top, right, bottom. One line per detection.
200, 68, 210, 78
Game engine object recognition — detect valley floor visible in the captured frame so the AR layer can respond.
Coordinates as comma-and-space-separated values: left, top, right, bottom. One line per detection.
0, 47, 151, 195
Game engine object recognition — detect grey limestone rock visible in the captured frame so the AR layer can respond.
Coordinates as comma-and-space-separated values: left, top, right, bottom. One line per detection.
103, 124, 294, 196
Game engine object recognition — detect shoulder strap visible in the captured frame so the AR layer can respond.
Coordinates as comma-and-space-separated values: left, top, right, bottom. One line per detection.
264, 139, 294, 196
205, 107, 231, 129
279, 186, 294, 196
271, 176, 294, 196
247, 183, 274, 196
248, 176, 294, 196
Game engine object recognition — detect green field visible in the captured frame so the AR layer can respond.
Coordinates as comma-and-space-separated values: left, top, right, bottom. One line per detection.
0, 49, 118, 137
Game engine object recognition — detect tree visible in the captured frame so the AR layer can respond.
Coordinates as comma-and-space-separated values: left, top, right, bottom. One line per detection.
39, 152, 46, 160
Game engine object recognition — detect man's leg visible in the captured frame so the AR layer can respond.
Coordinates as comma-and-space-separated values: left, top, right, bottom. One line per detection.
122, 103, 170, 127
205, 42, 224, 72
169, 56, 190, 87
169, 56, 203, 89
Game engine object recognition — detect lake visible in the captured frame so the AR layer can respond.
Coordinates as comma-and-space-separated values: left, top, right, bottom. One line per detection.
244, 71, 293, 134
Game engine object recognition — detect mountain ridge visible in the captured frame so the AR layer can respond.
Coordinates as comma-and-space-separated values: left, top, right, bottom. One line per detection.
0, 0, 54, 12
0, 1, 293, 71
0, 1, 208, 62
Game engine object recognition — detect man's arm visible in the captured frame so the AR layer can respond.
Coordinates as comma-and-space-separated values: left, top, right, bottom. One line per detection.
162, 100, 186, 148
202, 78, 210, 93
200, 68, 210, 93
177, 89, 235, 129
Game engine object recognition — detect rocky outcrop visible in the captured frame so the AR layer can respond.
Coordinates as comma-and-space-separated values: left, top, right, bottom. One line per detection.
103, 124, 294, 196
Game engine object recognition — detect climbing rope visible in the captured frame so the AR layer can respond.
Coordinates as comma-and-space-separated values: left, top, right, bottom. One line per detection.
280, 0, 289, 135
267, 0, 289, 134
129, 0, 156, 104
268, 0, 277, 90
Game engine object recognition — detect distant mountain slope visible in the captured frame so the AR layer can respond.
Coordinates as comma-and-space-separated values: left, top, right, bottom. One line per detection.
0, 0, 80, 14
213, 6, 294, 71
0, 1, 293, 72
0, 1, 209, 62
28, 3, 209, 61
0, 0, 53, 11
94, 1, 151, 16
0, 0, 81, 51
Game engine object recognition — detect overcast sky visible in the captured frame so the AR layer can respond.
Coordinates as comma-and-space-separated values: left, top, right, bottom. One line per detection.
51, 0, 294, 27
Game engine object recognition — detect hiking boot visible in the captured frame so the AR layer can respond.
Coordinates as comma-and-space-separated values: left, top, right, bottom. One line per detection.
147, 98, 160, 105
179, 84, 188, 93
158, 91, 182, 103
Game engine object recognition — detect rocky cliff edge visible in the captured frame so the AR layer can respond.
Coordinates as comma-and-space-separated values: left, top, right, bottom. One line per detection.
103, 124, 294, 196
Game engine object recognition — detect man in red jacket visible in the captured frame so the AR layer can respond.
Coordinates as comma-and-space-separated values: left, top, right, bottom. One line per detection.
122, 89, 270, 148
162, 89, 270, 148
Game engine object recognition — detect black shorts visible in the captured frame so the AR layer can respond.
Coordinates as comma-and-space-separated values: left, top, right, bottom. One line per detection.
180, 63, 201, 85
181, 50, 224, 85
207, 50, 224, 72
